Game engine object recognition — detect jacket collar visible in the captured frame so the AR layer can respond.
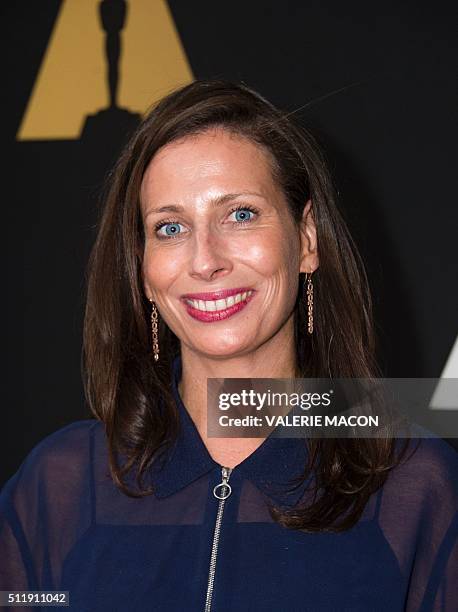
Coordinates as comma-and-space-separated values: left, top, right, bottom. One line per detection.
149, 354, 310, 507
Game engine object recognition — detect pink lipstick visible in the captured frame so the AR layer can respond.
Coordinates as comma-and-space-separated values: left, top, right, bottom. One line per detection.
181, 288, 256, 323
181, 287, 253, 301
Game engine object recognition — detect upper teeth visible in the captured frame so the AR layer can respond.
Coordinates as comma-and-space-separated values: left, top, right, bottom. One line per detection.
185, 291, 253, 312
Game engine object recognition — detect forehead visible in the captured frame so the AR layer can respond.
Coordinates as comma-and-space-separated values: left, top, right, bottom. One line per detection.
140, 129, 278, 207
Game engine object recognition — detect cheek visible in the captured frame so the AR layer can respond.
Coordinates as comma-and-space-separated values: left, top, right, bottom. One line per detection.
142, 246, 182, 289
240, 229, 299, 277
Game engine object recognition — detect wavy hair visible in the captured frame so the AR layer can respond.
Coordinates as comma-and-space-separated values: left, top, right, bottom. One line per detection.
81, 79, 412, 532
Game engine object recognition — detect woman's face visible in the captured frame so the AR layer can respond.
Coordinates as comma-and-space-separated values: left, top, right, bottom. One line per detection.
140, 128, 318, 358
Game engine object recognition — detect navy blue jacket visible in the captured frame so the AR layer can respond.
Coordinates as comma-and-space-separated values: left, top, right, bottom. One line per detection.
1, 355, 457, 611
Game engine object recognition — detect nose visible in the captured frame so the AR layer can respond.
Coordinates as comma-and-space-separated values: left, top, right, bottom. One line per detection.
188, 227, 232, 282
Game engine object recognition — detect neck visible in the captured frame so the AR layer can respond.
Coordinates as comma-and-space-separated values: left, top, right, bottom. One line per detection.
177, 317, 297, 468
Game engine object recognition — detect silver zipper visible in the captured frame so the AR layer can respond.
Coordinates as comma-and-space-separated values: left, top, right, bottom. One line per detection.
204, 466, 233, 612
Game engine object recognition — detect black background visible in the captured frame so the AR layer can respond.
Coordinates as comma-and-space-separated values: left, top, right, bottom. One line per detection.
2, 0, 457, 486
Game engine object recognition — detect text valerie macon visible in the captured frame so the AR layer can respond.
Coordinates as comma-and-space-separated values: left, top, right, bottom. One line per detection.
218, 414, 379, 428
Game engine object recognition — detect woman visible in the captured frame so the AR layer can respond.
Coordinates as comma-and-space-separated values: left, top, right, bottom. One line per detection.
1, 79, 457, 611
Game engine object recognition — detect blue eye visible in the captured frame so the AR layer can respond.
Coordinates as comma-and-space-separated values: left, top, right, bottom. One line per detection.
229, 205, 258, 224
235, 209, 252, 222
155, 222, 184, 238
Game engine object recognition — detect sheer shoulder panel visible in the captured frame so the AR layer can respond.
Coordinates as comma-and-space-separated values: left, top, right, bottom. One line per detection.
377, 435, 458, 611
0, 420, 100, 600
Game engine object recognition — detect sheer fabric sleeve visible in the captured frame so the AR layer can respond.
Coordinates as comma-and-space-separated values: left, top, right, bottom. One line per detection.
0, 420, 97, 610
378, 435, 458, 611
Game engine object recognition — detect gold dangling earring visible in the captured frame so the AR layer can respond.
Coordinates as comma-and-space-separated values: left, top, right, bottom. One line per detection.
149, 298, 160, 361
304, 271, 314, 334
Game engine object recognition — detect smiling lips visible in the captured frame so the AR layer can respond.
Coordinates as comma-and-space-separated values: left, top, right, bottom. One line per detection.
181, 289, 255, 322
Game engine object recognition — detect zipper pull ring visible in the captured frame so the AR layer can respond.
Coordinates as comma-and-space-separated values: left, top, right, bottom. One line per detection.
213, 466, 232, 500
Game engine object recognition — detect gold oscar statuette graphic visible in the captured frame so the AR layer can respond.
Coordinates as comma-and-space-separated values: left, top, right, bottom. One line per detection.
17, 0, 194, 140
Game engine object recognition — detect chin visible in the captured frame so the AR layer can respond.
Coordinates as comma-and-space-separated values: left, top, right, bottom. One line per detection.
192, 341, 250, 359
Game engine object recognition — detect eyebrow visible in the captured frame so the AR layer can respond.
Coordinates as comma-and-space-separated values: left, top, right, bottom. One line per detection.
143, 192, 265, 220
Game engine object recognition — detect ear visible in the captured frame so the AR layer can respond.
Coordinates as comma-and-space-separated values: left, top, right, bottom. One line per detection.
299, 199, 319, 274
142, 279, 153, 303
142, 276, 152, 303
138, 248, 152, 302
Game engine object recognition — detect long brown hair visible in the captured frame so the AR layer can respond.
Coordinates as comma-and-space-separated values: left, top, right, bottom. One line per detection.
82, 79, 412, 532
